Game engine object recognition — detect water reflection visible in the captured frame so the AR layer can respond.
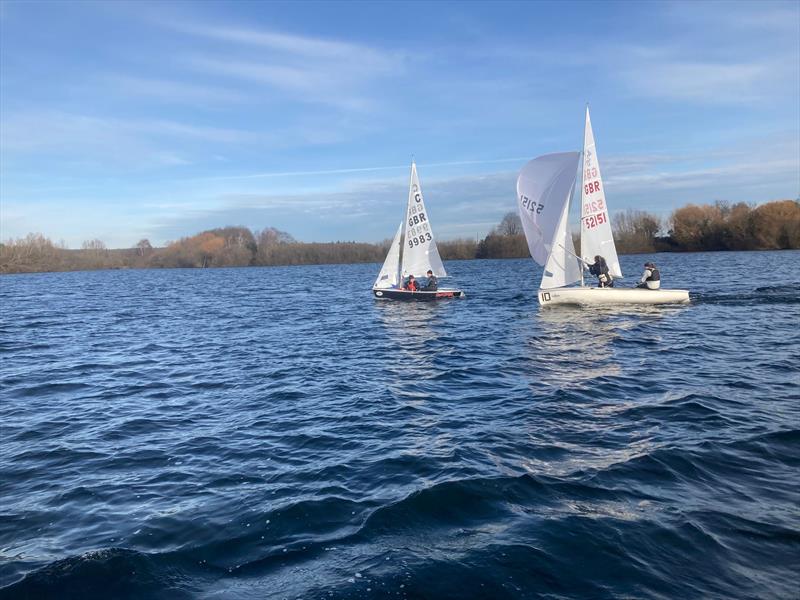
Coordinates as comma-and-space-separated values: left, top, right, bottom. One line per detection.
531, 305, 675, 388
531, 307, 619, 388
373, 301, 447, 402
373, 301, 443, 354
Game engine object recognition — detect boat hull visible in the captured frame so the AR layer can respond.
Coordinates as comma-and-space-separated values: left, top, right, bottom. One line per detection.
538, 286, 689, 306
373, 288, 464, 301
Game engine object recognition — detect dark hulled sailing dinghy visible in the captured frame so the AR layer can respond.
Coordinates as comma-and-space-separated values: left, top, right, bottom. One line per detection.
373, 162, 463, 301
516, 108, 690, 307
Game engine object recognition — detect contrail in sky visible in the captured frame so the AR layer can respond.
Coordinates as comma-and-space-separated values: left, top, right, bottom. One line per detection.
183, 157, 531, 182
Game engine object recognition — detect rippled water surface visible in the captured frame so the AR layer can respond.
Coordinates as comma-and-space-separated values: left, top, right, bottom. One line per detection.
1, 251, 799, 599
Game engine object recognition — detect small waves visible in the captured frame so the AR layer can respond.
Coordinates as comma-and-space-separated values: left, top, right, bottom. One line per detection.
695, 281, 800, 305
6, 463, 798, 599
1, 253, 799, 598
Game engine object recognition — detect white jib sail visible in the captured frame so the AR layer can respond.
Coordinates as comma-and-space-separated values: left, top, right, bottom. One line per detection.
401, 162, 446, 279
374, 222, 403, 289
581, 107, 622, 278
517, 152, 583, 289
542, 186, 582, 289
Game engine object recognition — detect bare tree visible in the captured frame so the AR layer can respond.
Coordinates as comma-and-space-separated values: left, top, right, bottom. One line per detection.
496, 212, 523, 236
136, 239, 153, 257
613, 209, 662, 253
82, 239, 106, 251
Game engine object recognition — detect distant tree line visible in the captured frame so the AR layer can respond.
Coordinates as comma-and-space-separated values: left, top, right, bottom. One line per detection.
1, 200, 797, 274
668, 200, 800, 251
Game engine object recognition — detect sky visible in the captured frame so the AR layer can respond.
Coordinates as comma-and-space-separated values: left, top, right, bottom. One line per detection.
1, 0, 798, 248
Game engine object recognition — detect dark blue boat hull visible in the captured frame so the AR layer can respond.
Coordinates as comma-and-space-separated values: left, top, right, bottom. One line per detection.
372, 288, 464, 301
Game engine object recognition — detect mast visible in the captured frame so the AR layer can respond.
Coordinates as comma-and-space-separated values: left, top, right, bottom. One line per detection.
398, 160, 415, 285
578, 103, 589, 287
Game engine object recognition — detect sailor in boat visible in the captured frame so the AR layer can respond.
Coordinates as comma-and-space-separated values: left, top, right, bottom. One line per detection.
403, 274, 419, 291
421, 270, 438, 291
587, 255, 614, 288
636, 262, 661, 290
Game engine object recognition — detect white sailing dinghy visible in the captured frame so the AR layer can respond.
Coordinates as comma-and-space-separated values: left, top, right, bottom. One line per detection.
373, 162, 464, 300
516, 108, 690, 307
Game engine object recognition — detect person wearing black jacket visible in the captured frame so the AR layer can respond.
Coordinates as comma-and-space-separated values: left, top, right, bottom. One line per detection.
421, 270, 438, 291
587, 255, 613, 288
637, 262, 661, 289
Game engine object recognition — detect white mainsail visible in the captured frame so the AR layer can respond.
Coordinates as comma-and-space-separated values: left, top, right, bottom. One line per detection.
581, 107, 622, 277
401, 162, 446, 278
517, 152, 583, 289
374, 222, 403, 289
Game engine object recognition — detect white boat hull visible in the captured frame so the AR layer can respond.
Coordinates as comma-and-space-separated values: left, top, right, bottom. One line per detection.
538, 286, 690, 306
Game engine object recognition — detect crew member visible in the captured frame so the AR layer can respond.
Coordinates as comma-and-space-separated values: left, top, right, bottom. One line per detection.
421, 270, 438, 291
637, 262, 661, 289
404, 275, 419, 291
587, 255, 614, 288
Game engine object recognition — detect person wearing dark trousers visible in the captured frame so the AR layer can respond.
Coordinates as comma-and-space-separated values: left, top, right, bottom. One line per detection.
587, 255, 613, 288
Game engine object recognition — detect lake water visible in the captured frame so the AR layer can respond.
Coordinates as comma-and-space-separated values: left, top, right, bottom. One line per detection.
1, 251, 798, 599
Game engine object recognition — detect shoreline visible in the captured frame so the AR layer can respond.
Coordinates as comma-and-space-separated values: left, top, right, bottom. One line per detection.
2, 247, 798, 276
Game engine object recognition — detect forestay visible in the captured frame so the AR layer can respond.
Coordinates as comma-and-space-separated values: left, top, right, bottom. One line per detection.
517, 152, 583, 289
374, 222, 402, 289
581, 107, 622, 278
401, 162, 446, 279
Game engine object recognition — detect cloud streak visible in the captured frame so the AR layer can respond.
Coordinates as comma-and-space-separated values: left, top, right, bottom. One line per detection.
172, 22, 396, 67
169, 20, 403, 111
145, 135, 798, 245
0, 111, 261, 168
106, 75, 249, 104
617, 57, 786, 104
173, 156, 534, 183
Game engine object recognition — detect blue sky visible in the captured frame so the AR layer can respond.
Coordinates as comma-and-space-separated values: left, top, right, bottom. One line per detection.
1, 0, 798, 247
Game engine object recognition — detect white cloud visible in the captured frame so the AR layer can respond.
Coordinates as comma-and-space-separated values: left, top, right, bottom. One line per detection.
184, 56, 375, 110
4, 136, 795, 248
618, 59, 780, 104
0, 111, 260, 168
172, 22, 395, 69
665, 1, 800, 34
608, 2, 799, 105
106, 75, 248, 104
145, 131, 798, 244
607, 158, 798, 193
163, 20, 403, 111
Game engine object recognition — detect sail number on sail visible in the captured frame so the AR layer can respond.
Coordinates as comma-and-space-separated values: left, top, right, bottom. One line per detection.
582, 157, 607, 230
582, 195, 607, 229
407, 184, 432, 248
582, 211, 607, 229
520, 194, 544, 215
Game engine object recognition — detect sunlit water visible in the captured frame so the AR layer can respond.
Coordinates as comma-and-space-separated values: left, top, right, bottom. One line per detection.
1, 251, 798, 599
